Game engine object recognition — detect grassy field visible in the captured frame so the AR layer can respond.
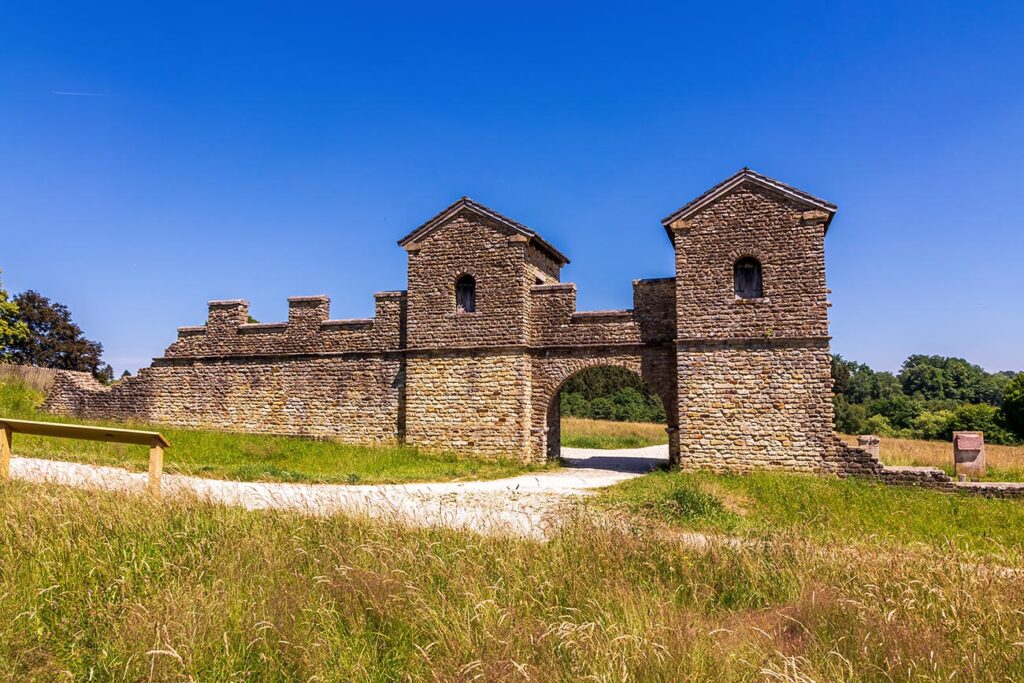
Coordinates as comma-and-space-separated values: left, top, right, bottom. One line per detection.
4, 479, 1024, 681
842, 433, 1024, 481
598, 469, 1024, 556
560, 416, 669, 449
0, 376, 540, 484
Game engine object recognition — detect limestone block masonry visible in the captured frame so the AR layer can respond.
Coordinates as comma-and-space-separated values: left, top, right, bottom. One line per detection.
43, 169, 883, 474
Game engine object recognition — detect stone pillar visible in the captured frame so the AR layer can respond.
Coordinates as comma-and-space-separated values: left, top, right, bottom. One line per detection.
666, 425, 680, 467
856, 434, 881, 459
953, 431, 986, 479
288, 295, 331, 331
207, 299, 249, 331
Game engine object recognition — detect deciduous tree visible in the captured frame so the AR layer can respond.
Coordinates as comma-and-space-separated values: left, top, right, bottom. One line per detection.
7, 290, 113, 382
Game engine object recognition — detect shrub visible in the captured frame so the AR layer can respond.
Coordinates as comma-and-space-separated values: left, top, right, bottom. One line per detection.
862, 414, 894, 437
1001, 374, 1024, 440
912, 410, 955, 441
947, 403, 1018, 445
833, 395, 866, 434
867, 395, 922, 430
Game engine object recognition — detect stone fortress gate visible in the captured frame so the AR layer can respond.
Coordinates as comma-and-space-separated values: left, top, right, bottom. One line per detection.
46, 168, 879, 474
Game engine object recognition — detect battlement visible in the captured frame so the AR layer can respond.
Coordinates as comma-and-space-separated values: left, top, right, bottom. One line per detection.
161, 291, 407, 360
528, 277, 675, 346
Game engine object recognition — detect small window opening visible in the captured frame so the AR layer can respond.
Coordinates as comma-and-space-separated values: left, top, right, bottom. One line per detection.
456, 274, 476, 313
734, 257, 763, 299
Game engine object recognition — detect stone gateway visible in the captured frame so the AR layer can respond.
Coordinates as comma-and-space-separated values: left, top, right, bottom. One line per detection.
45, 168, 879, 474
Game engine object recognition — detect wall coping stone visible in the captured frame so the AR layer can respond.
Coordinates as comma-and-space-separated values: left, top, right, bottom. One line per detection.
238, 323, 289, 333
287, 295, 330, 303
531, 283, 575, 293
571, 310, 633, 321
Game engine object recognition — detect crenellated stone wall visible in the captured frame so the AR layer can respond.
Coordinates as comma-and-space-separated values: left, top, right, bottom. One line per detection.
45, 169, 888, 475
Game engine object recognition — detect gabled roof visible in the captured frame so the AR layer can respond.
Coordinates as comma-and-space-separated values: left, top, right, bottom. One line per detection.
661, 168, 837, 238
398, 197, 570, 265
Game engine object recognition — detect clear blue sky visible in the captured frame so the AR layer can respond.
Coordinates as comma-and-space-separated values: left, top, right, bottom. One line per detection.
2, 2, 1021, 374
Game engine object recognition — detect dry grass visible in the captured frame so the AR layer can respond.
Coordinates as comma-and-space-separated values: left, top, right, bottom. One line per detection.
0, 364, 56, 394
841, 433, 1024, 480
561, 417, 668, 449
3, 479, 1024, 681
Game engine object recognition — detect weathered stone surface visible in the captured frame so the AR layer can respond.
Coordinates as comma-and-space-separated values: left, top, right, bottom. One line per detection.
43, 168, 888, 475
954, 431, 986, 479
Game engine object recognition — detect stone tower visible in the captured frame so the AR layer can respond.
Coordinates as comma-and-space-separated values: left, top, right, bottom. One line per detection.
398, 197, 569, 461
663, 168, 837, 471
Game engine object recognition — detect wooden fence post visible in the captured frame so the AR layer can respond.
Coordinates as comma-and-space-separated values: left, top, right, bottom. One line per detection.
148, 436, 164, 497
0, 424, 11, 481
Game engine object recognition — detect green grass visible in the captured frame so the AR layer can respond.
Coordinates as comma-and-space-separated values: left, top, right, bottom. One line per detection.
561, 433, 655, 449
4, 480, 1024, 681
598, 469, 1024, 556
560, 417, 669, 449
0, 377, 542, 484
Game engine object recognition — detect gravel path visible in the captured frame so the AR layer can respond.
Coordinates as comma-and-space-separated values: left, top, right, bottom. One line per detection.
9, 445, 669, 538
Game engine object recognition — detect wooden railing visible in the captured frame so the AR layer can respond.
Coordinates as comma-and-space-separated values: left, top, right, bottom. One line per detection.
0, 417, 171, 496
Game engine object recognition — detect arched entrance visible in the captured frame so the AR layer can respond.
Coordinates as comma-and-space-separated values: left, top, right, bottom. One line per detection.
531, 351, 679, 466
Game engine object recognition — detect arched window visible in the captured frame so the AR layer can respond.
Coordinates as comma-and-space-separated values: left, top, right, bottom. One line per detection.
734, 257, 763, 299
455, 274, 476, 313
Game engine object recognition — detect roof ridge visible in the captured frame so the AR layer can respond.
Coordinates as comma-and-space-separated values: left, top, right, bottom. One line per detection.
660, 168, 836, 230
398, 197, 570, 265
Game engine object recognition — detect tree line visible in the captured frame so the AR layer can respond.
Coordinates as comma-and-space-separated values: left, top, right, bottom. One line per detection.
832, 354, 1024, 445
0, 270, 113, 382
559, 366, 667, 424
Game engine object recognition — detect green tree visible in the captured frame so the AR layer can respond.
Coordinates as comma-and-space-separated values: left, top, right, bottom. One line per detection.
833, 395, 866, 434
862, 414, 894, 437
7, 290, 112, 382
1001, 374, 1024, 440
560, 392, 590, 418
867, 395, 922, 431
946, 403, 1017, 445
912, 410, 955, 441
899, 354, 996, 403
832, 355, 901, 403
0, 270, 29, 362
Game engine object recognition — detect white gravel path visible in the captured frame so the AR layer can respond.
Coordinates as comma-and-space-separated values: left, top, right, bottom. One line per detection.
9, 445, 669, 538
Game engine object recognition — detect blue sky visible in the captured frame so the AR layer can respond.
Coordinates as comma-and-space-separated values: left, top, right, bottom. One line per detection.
1, 1, 1021, 374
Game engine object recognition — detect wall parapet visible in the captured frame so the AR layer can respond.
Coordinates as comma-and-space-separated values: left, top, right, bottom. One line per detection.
163, 293, 407, 359
529, 276, 675, 347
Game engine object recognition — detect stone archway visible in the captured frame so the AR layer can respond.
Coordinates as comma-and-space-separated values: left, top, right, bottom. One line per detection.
530, 348, 678, 464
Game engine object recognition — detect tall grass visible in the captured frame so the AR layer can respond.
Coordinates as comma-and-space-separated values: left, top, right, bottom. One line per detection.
0, 376, 541, 484
841, 433, 1024, 481
3, 480, 1024, 680
561, 417, 669, 449
0, 364, 56, 395
599, 469, 1024, 557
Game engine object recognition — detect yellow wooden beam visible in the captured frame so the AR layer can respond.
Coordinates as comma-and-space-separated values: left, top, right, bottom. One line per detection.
148, 437, 164, 498
0, 423, 11, 480
0, 417, 169, 448
0, 417, 170, 448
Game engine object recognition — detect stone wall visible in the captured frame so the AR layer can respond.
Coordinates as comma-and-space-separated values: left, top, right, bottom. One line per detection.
404, 351, 532, 460
45, 294, 406, 445
676, 341, 836, 471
